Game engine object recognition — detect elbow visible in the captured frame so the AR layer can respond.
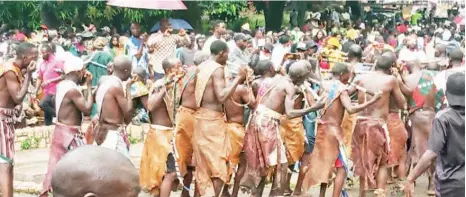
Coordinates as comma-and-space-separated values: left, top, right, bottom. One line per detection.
346, 108, 357, 115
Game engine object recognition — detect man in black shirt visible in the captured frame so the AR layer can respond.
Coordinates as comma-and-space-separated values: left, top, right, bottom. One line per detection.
404, 72, 465, 197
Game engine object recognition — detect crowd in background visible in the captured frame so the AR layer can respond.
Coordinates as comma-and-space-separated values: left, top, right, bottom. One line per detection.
0, 3, 464, 127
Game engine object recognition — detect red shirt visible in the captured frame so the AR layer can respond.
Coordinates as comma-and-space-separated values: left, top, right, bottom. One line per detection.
396, 24, 407, 34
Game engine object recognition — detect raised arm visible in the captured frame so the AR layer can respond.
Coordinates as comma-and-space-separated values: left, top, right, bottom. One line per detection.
69, 72, 94, 115
113, 82, 134, 124
6, 71, 32, 105
239, 84, 256, 109
147, 85, 166, 112
390, 76, 407, 109
213, 67, 245, 103
340, 89, 382, 114
285, 82, 326, 119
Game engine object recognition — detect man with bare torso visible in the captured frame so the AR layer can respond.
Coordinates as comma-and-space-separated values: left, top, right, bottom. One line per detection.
222, 65, 256, 197
0, 42, 36, 197
381, 52, 409, 186
93, 56, 135, 157
251, 60, 276, 98
40, 54, 94, 197
193, 40, 247, 197
140, 58, 183, 197
401, 59, 446, 195
174, 59, 198, 197
351, 56, 406, 197
301, 63, 382, 197
280, 61, 316, 196
242, 61, 326, 197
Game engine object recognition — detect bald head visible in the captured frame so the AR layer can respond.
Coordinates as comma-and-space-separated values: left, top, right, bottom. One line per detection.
375, 56, 393, 71
194, 51, 210, 65
450, 48, 464, 63
332, 63, 350, 75
382, 51, 396, 66
51, 146, 140, 197
255, 60, 274, 76
348, 44, 362, 61
435, 44, 447, 55
288, 60, 310, 85
162, 57, 180, 73
113, 56, 132, 80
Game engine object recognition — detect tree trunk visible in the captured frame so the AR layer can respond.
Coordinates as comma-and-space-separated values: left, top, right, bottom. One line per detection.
40, 2, 59, 29
172, 1, 202, 33
347, 1, 361, 22
264, 1, 286, 32
297, 1, 308, 29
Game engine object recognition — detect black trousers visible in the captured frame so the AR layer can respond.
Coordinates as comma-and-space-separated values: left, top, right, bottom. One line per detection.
39, 94, 55, 126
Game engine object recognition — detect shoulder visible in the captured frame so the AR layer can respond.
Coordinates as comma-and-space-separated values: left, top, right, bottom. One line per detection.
434, 107, 452, 121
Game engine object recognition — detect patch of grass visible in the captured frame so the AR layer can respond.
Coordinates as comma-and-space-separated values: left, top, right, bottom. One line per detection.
20, 136, 40, 150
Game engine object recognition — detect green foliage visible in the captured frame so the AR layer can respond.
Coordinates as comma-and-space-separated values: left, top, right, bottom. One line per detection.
199, 0, 247, 22
0, 1, 170, 31
20, 136, 40, 150
128, 135, 141, 145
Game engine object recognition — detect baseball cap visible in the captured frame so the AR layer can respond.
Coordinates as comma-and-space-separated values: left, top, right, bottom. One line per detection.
446, 72, 465, 107
233, 33, 248, 42
63, 54, 84, 75
296, 42, 308, 51
101, 26, 111, 33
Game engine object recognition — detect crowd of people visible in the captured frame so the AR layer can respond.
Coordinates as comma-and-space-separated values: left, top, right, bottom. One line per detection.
0, 5, 464, 197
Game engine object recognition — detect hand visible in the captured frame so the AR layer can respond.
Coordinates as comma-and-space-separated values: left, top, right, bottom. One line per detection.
27, 60, 36, 74
164, 28, 171, 36
129, 73, 139, 85
373, 90, 383, 101
179, 29, 186, 36
315, 94, 328, 107
237, 66, 248, 83
84, 71, 93, 86
403, 180, 415, 197
252, 48, 261, 54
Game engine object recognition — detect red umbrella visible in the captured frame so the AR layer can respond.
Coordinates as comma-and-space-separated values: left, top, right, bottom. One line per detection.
107, 0, 187, 10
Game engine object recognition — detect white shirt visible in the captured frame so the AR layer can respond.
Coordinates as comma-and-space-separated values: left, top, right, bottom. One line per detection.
398, 47, 427, 62
202, 35, 225, 55
442, 29, 452, 41
271, 44, 289, 71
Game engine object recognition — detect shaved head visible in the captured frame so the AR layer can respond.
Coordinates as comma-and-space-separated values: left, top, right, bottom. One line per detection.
113, 56, 132, 80
348, 44, 362, 60
288, 60, 310, 85
375, 56, 393, 70
332, 63, 349, 75
162, 57, 180, 72
382, 51, 396, 66
51, 146, 140, 197
193, 51, 210, 65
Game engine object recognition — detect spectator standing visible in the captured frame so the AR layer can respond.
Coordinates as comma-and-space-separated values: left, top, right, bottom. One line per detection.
271, 35, 291, 72
147, 19, 188, 80
124, 22, 149, 75
202, 20, 226, 54
178, 35, 198, 66
228, 33, 252, 76
404, 72, 465, 197
35, 43, 64, 125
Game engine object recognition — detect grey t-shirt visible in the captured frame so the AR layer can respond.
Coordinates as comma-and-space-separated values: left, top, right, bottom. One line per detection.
428, 107, 465, 197
179, 48, 197, 66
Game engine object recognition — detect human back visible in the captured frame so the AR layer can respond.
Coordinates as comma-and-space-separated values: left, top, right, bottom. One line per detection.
257, 75, 287, 114
356, 59, 400, 119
